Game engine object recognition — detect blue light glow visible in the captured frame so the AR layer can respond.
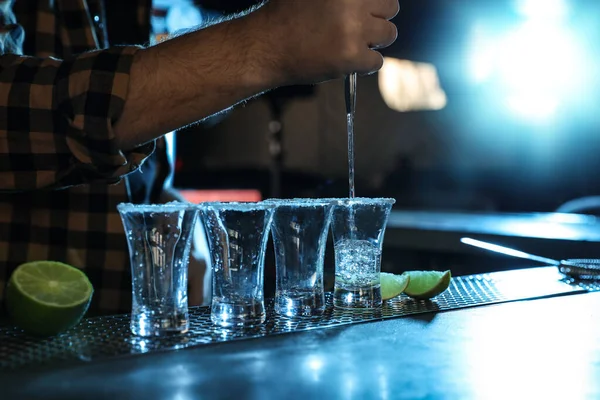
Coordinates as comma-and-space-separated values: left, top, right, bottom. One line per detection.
468, 0, 589, 123
515, 0, 568, 21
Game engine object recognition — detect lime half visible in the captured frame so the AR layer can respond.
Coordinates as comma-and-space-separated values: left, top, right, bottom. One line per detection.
6, 261, 93, 336
380, 273, 410, 301
403, 270, 451, 300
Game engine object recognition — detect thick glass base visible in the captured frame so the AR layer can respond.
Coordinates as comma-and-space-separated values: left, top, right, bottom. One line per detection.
275, 289, 325, 317
333, 284, 382, 309
211, 299, 266, 328
131, 308, 189, 337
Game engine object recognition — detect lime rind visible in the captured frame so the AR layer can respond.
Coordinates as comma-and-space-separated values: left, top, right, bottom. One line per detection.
403, 270, 452, 300
11, 261, 93, 308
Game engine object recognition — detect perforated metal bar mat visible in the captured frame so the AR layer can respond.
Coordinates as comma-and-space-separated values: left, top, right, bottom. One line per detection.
564, 279, 600, 292
0, 267, 590, 372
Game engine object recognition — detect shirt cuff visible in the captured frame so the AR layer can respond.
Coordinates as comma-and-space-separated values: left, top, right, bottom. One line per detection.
58, 45, 155, 185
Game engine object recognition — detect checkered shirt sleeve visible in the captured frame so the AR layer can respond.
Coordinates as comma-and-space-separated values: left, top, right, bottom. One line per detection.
0, 0, 155, 192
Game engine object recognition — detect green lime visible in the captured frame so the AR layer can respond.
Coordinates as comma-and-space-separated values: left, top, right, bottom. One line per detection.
403, 270, 451, 300
380, 272, 410, 301
6, 261, 94, 336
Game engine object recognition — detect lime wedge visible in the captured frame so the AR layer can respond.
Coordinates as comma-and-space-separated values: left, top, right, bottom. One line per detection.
380, 272, 410, 301
403, 270, 451, 300
6, 261, 94, 336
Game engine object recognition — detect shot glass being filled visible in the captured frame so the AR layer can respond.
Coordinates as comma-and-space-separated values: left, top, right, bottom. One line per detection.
331, 198, 395, 309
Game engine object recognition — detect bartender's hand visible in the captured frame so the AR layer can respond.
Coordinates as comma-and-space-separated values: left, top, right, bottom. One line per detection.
257, 0, 400, 84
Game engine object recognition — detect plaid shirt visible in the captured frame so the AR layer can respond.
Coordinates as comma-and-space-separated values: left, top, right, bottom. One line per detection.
0, 0, 171, 315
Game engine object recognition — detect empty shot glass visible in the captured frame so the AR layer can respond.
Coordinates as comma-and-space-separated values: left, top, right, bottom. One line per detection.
265, 199, 335, 317
118, 202, 198, 337
331, 198, 396, 309
199, 202, 275, 328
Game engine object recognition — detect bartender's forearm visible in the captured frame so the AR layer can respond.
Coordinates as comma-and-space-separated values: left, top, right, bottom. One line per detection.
114, 10, 277, 150
114, 0, 400, 150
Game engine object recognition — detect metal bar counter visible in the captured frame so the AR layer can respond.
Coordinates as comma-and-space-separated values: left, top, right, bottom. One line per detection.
386, 211, 600, 257
382, 211, 600, 277
2, 267, 599, 399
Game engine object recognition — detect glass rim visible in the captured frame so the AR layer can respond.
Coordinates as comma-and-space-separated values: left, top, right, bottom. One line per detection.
117, 201, 195, 213
197, 201, 276, 212
262, 198, 336, 207
331, 197, 396, 205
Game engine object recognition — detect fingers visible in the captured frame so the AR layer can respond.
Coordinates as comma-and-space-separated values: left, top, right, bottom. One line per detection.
354, 14, 397, 76
356, 50, 385, 76
260, 0, 399, 84
354, 1, 398, 75
366, 19, 398, 50
370, 0, 400, 20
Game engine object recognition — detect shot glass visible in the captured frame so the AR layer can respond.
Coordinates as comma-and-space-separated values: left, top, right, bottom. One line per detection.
331, 198, 396, 309
264, 199, 335, 317
199, 202, 275, 328
118, 202, 198, 337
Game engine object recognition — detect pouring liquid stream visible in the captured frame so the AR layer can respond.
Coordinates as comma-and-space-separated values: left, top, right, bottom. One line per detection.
345, 73, 357, 238
345, 73, 357, 199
